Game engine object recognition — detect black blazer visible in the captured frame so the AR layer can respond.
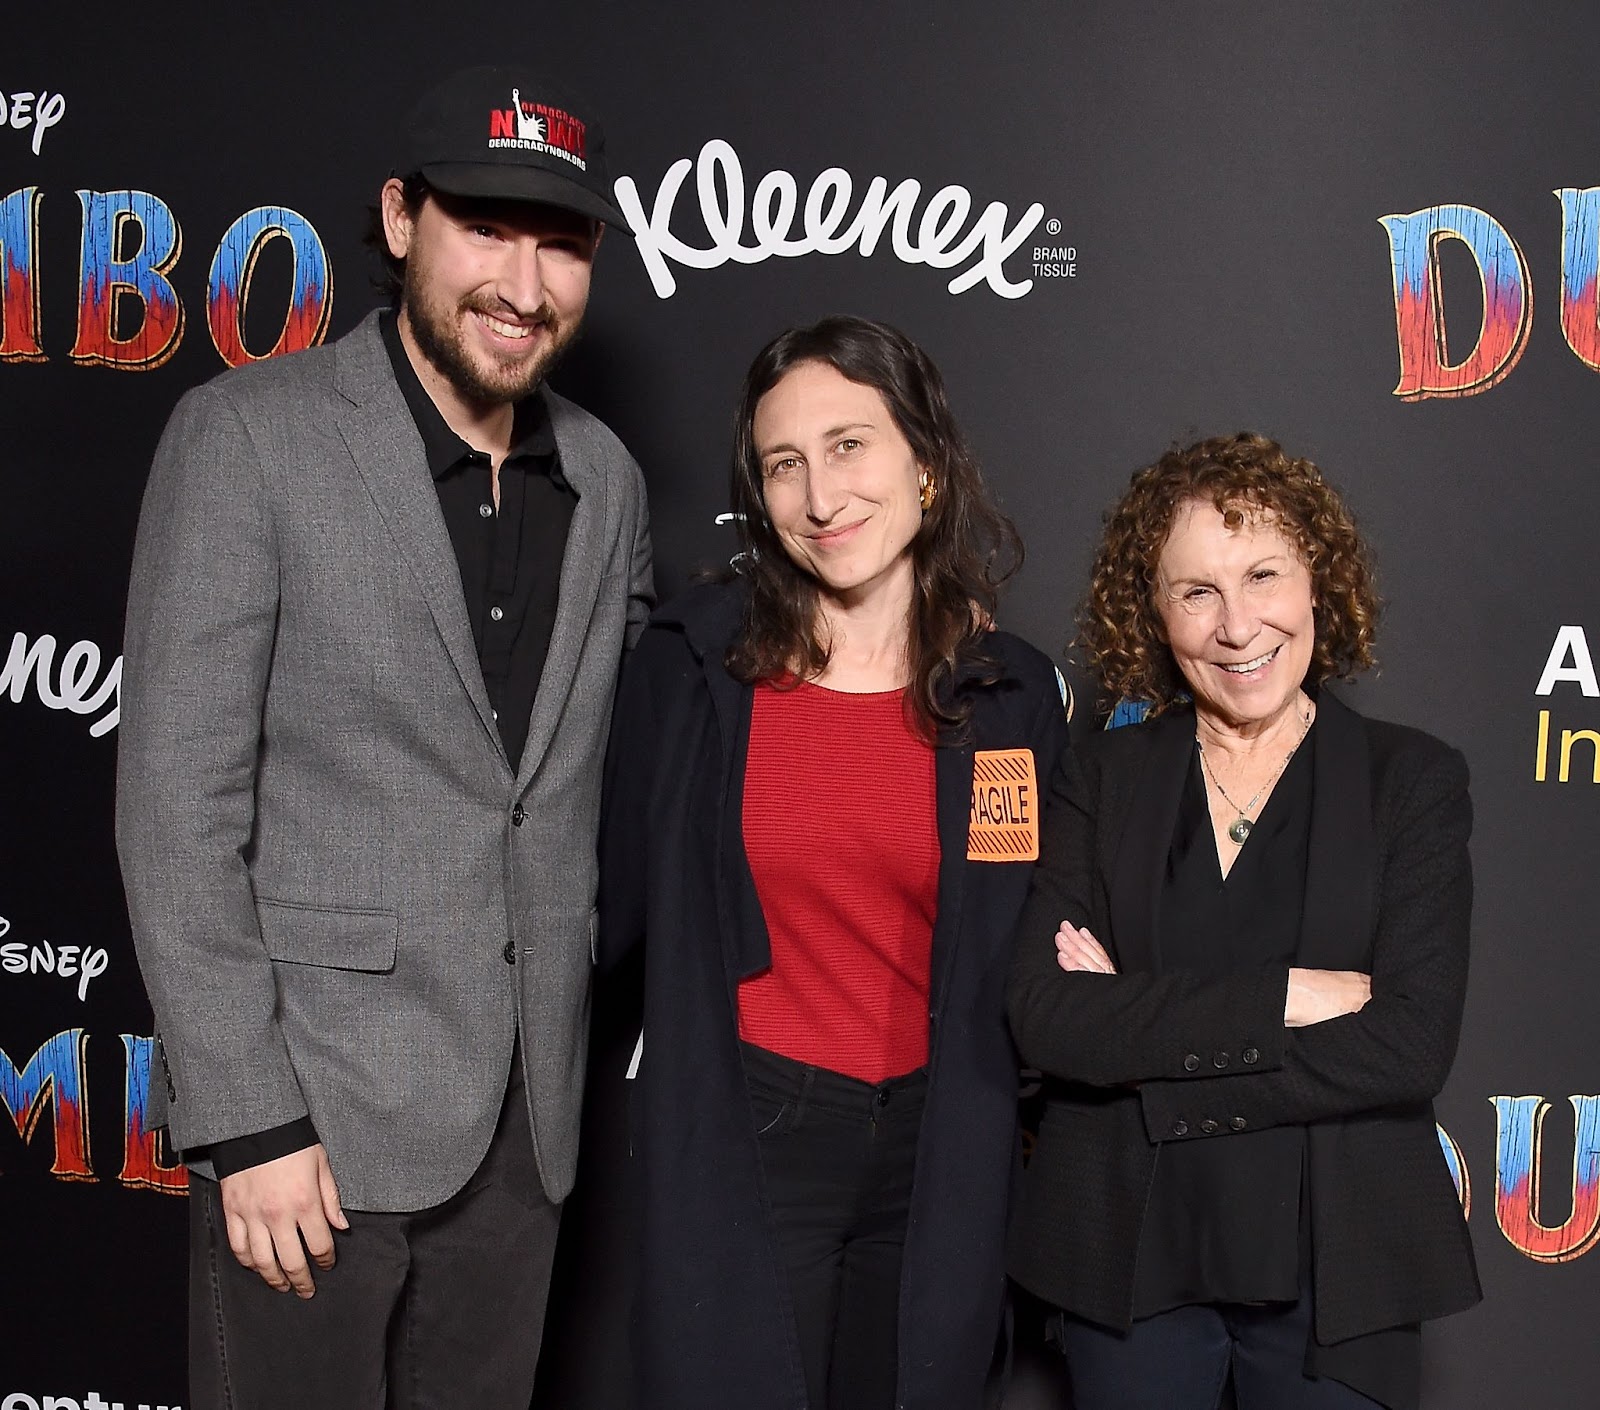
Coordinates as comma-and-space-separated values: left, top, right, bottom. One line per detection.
1006, 692, 1482, 1344
600, 581, 1069, 1410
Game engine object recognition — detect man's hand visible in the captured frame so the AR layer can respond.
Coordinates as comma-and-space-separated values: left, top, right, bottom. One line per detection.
1055, 921, 1118, 974
219, 1143, 348, 1297
1284, 968, 1372, 1027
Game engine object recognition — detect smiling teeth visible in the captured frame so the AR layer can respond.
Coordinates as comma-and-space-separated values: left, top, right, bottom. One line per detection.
1220, 648, 1277, 674
479, 313, 533, 339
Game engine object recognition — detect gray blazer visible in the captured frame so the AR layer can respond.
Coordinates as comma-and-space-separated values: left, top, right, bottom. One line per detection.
116, 311, 653, 1211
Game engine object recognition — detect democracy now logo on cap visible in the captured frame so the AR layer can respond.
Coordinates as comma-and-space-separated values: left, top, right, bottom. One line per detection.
489, 89, 588, 170
397, 65, 632, 233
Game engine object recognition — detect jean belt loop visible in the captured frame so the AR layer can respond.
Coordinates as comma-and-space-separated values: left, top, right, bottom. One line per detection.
798, 1062, 817, 1114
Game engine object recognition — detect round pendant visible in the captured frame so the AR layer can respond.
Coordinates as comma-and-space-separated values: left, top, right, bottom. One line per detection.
1228, 817, 1253, 845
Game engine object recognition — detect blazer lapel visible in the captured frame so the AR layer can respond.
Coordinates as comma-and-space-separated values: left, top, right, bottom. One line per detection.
514, 397, 609, 790
1108, 709, 1194, 973
333, 314, 505, 765
1298, 691, 1377, 967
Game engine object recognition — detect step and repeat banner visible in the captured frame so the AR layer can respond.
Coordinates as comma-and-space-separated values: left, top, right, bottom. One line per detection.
3, 5, 1597, 1407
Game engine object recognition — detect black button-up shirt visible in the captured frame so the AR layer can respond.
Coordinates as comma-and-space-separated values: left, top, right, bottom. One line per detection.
379, 310, 577, 771
1133, 732, 1314, 1318
205, 313, 575, 1178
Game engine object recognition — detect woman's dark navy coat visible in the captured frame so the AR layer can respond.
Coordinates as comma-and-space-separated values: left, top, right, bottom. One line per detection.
598, 581, 1069, 1410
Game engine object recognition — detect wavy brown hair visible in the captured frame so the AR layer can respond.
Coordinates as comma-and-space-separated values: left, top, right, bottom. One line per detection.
1079, 432, 1378, 715
726, 316, 1022, 737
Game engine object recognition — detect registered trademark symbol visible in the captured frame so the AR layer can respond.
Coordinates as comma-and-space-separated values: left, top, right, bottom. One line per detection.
1046, 218, 1062, 235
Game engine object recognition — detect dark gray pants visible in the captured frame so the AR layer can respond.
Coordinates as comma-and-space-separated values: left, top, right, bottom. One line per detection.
188, 1059, 562, 1410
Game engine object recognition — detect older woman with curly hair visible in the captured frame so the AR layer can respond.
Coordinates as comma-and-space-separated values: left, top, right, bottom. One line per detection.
1007, 433, 1480, 1409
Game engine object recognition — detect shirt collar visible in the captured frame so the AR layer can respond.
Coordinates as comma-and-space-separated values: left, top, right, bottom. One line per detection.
379, 310, 560, 483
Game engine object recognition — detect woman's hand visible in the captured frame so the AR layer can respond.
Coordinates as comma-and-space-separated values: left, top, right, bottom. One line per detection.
1284, 967, 1372, 1027
1055, 922, 1117, 974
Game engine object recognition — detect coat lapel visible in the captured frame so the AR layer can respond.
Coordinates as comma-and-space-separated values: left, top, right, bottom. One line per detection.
333, 314, 505, 765
515, 395, 609, 790
1298, 691, 1377, 967
928, 737, 975, 1015
676, 588, 772, 982
713, 672, 771, 983
1107, 709, 1193, 973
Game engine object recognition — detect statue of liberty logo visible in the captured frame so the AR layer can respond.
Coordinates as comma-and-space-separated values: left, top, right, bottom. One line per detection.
510, 89, 546, 143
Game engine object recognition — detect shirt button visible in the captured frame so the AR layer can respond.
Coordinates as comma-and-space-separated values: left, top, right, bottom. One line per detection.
503, 940, 517, 965
1212, 1052, 1230, 1069
1171, 1120, 1189, 1137
489, 605, 504, 622
1199, 1118, 1219, 1134
1242, 1047, 1260, 1065
1230, 1116, 1248, 1131
511, 803, 526, 826
1183, 1054, 1200, 1073
479, 502, 494, 518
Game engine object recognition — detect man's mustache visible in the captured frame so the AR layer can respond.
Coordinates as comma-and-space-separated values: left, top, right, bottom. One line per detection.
461, 299, 559, 332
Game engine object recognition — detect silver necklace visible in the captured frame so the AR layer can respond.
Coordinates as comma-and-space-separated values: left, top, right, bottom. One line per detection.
1196, 703, 1313, 845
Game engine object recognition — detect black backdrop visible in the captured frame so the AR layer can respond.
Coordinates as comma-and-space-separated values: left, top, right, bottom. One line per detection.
4, 5, 1598, 1406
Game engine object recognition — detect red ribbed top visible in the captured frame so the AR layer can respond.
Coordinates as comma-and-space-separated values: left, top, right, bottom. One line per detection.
738, 679, 940, 1082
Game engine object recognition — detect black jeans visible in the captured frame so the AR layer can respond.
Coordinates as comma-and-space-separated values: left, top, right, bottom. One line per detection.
188, 1052, 562, 1410
744, 1041, 928, 1410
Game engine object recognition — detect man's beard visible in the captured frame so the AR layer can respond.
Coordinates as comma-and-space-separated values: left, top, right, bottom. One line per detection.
401, 273, 578, 406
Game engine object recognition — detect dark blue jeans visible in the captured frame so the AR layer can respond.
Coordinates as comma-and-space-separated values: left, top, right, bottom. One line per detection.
744, 1041, 927, 1410
1054, 1292, 1391, 1410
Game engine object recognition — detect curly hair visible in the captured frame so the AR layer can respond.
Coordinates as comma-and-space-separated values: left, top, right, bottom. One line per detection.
1079, 432, 1378, 716
726, 315, 1023, 738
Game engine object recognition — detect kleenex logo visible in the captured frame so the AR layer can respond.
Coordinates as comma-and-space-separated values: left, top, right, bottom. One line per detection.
614, 139, 1046, 300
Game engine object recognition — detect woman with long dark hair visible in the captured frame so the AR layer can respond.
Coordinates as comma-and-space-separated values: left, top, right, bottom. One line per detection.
599, 315, 1067, 1410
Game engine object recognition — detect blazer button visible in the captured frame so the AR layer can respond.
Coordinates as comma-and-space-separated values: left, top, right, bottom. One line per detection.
1212, 1052, 1230, 1069
1199, 1118, 1219, 1134
511, 803, 526, 827
1172, 1119, 1189, 1137
1242, 1047, 1260, 1065
503, 940, 517, 965
1183, 1054, 1201, 1072
1230, 1116, 1247, 1130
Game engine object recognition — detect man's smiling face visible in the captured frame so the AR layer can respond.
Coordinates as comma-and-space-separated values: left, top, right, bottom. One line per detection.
383, 182, 598, 409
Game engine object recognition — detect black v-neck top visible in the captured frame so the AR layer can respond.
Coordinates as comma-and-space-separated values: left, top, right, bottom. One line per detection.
1132, 726, 1315, 1316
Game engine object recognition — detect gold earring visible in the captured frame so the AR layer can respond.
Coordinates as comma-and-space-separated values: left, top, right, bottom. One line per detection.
918, 472, 937, 510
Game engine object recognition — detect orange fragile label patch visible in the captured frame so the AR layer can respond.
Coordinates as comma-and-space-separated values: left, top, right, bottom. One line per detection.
967, 748, 1039, 861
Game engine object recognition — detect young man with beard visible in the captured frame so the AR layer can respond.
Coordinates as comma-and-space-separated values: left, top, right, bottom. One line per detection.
116, 66, 652, 1409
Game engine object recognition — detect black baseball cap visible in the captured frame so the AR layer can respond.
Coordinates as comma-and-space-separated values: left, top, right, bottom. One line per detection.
395, 65, 633, 235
